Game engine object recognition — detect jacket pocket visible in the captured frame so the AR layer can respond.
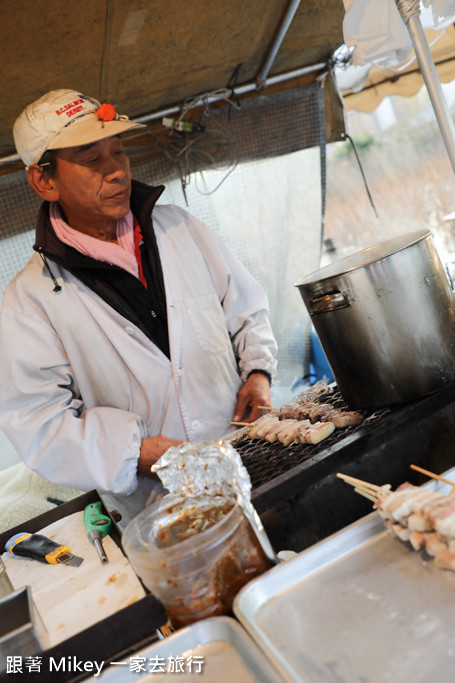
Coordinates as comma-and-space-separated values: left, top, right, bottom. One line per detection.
184, 293, 231, 354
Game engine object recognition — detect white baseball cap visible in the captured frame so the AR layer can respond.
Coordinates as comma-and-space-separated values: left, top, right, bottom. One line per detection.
13, 89, 145, 167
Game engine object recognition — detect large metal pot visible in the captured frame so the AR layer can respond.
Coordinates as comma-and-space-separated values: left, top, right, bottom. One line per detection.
296, 230, 455, 409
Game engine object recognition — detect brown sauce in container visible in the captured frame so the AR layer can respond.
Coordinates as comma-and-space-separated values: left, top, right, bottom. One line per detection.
123, 493, 272, 629
157, 500, 270, 628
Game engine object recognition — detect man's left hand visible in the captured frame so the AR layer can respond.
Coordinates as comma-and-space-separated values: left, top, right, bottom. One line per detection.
233, 373, 272, 424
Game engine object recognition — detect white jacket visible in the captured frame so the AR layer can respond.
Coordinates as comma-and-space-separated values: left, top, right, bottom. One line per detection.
0, 202, 277, 499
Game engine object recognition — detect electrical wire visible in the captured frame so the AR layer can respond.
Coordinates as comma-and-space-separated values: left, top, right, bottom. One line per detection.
143, 88, 240, 203
341, 133, 379, 218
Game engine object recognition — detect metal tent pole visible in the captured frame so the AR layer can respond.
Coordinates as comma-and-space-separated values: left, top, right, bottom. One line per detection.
396, 0, 455, 173
256, 0, 302, 88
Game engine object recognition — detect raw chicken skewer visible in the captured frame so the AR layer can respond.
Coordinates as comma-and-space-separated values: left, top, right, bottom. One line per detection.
337, 469, 455, 572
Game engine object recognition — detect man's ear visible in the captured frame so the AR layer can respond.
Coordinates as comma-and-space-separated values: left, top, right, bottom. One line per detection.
27, 165, 59, 201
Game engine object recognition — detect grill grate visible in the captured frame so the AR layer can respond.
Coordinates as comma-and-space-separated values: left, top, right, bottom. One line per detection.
233, 381, 455, 552
232, 386, 392, 490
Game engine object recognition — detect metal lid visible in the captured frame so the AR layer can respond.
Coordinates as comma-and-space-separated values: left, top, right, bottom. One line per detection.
295, 229, 431, 288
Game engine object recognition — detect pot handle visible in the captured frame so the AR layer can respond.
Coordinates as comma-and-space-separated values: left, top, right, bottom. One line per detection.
309, 291, 350, 315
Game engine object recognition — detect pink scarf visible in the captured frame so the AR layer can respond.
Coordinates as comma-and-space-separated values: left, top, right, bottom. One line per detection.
49, 202, 139, 279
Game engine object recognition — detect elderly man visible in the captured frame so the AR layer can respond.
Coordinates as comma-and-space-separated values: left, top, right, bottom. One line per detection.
0, 89, 277, 511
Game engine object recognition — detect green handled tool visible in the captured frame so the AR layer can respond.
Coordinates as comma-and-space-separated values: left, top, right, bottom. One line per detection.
5, 532, 84, 567
83, 502, 112, 564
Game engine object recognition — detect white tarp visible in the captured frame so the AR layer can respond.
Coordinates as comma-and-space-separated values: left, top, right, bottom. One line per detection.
343, 0, 455, 66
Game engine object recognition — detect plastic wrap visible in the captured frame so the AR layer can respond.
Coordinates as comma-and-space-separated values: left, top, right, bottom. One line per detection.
343, 0, 455, 67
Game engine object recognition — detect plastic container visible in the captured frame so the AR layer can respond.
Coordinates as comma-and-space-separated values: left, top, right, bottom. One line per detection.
122, 493, 270, 628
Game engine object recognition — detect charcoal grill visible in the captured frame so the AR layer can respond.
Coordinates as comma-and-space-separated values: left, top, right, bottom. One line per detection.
235, 381, 455, 553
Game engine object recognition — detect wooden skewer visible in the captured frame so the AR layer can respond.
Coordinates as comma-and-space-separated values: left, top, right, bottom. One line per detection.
410, 464, 455, 488
336, 472, 382, 492
354, 487, 378, 503
257, 405, 278, 410
228, 421, 251, 427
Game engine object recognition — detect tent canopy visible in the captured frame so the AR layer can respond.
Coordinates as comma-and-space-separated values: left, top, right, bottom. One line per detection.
0, 0, 346, 175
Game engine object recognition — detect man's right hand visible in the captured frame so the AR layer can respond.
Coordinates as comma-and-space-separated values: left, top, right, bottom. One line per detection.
138, 435, 184, 477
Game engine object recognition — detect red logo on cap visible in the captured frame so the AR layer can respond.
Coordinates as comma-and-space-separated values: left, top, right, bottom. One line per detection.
56, 99, 85, 116
96, 104, 116, 122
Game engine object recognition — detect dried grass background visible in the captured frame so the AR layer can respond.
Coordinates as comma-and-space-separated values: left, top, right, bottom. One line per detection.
324, 118, 455, 261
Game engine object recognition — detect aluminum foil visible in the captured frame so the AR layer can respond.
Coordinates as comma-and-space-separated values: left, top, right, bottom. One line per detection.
151, 441, 278, 565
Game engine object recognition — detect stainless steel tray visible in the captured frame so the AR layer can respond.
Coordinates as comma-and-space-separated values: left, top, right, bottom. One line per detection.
96, 616, 286, 682
234, 499, 455, 683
